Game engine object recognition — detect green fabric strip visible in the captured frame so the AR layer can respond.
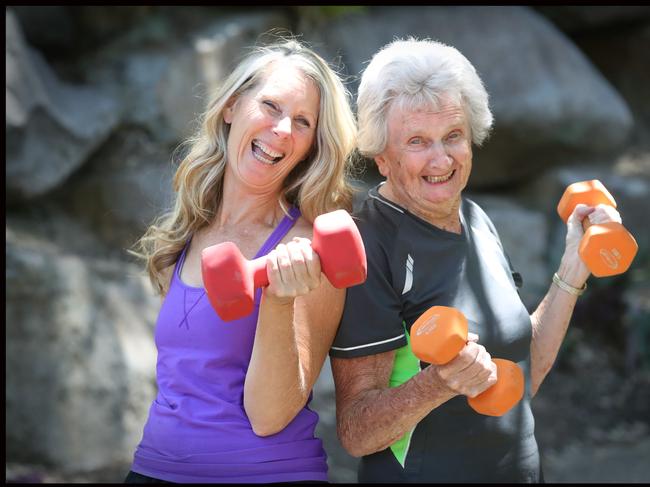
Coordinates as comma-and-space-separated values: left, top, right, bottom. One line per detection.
388, 323, 420, 468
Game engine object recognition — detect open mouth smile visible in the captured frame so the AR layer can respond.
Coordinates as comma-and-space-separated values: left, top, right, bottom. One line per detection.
423, 170, 455, 184
252, 139, 285, 165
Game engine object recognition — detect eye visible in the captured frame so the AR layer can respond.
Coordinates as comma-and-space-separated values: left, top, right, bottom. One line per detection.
263, 100, 280, 112
408, 137, 423, 145
446, 130, 462, 141
295, 117, 311, 129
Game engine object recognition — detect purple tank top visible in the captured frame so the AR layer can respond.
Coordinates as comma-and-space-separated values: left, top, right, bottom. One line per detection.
131, 206, 328, 483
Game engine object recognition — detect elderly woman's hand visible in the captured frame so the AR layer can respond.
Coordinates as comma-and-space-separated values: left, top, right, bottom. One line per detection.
433, 333, 498, 399
264, 237, 322, 305
560, 203, 623, 287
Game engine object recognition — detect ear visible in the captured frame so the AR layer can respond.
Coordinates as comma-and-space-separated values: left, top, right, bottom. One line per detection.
223, 97, 237, 124
374, 154, 390, 178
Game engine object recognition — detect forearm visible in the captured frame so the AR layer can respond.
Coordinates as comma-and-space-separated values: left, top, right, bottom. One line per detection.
244, 295, 307, 435
337, 365, 456, 457
530, 257, 586, 396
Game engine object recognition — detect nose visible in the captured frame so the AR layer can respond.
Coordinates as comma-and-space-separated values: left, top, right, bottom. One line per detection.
273, 116, 292, 138
428, 141, 453, 169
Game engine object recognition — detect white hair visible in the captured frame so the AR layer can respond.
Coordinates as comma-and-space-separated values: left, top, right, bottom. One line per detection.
357, 37, 493, 157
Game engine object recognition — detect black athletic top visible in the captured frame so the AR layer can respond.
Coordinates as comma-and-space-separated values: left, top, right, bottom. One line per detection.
330, 184, 541, 483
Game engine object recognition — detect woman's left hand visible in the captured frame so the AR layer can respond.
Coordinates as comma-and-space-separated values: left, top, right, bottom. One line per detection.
561, 203, 623, 286
264, 237, 322, 305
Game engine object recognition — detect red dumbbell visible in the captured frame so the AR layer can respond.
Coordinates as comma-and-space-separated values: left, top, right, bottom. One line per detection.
201, 209, 367, 321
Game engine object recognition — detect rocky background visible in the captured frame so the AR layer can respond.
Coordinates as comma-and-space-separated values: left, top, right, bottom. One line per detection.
6, 6, 650, 483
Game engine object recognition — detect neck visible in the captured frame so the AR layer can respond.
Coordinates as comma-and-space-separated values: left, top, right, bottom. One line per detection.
217, 174, 288, 229
379, 182, 462, 234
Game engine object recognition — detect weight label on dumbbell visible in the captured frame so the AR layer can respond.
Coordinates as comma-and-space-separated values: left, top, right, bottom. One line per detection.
415, 315, 439, 336
599, 248, 620, 270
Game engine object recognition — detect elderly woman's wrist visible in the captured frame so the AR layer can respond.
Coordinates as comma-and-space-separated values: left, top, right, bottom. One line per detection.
556, 256, 589, 290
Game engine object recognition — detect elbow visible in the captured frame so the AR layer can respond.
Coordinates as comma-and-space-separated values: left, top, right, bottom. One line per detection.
245, 402, 299, 437
337, 426, 370, 458
247, 411, 292, 437
250, 419, 287, 438
244, 386, 309, 437
342, 443, 367, 459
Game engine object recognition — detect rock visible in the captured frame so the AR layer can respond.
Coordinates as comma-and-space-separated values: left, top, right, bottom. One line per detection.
6, 9, 121, 204
12, 6, 77, 53
85, 9, 292, 146
311, 6, 633, 188
5, 218, 159, 474
543, 437, 650, 482
534, 6, 650, 33
50, 128, 176, 252
568, 21, 650, 151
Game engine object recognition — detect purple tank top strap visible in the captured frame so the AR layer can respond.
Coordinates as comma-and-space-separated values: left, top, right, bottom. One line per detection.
175, 240, 191, 278
255, 206, 302, 258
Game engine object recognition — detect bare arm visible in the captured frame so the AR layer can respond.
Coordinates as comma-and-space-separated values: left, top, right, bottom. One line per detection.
332, 334, 497, 457
530, 203, 622, 396
244, 236, 344, 436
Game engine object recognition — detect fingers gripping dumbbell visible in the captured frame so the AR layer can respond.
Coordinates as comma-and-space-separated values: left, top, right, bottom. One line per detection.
201, 209, 367, 321
410, 306, 524, 417
557, 179, 638, 277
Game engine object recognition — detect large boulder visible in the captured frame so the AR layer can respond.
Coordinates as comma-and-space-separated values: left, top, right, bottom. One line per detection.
6, 9, 120, 204
311, 6, 633, 188
84, 9, 292, 146
6, 212, 159, 474
534, 6, 650, 33
49, 128, 176, 252
567, 21, 650, 151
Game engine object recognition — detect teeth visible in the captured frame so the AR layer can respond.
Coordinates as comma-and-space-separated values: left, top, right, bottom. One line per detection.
252, 151, 276, 165
253, 140, 284, 161
424, 171, 454, 183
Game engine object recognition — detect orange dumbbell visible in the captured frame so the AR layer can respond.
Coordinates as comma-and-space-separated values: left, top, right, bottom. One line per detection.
557, 180, 638, 277
411, 306, 524, 417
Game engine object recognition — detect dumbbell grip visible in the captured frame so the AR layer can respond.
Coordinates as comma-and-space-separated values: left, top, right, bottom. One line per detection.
410, 305, 524, 416
249, 256, 270, 289
581, 216, 632, 237
579, 213, 618, 232
467, 358, 524, 417
581, 216, 594, 232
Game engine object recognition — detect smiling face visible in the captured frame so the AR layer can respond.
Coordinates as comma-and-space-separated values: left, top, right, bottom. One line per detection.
375, 96, 473, 225
223, 61, 320, 194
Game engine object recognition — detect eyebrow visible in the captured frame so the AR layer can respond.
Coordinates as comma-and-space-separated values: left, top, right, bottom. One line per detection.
406, 117, 466, 132
261, 95, 318, 123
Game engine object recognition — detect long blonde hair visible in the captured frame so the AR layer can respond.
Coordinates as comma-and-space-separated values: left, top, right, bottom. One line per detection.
132, 38, 358, 295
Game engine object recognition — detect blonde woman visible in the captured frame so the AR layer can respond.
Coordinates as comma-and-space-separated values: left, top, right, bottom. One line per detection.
125, 38, 356, 483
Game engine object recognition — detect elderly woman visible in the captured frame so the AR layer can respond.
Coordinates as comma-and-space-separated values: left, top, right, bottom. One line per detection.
125, 39, 356, 483
329, 38, 622, 482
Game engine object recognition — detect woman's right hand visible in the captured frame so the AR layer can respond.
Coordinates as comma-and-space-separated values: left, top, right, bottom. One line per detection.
264, 237, 322, 305
433, 332, 498, 398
